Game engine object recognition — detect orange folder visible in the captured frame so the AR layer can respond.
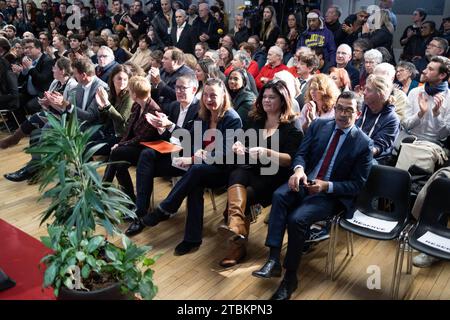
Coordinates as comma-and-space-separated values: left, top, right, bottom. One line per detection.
140, 140, 183, 153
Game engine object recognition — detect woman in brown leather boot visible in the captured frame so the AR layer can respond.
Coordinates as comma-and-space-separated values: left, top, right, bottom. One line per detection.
218, 80, 303, 268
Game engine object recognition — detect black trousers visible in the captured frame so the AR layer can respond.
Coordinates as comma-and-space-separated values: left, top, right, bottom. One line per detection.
135, 148, 186, 217
103, 144, 144, 202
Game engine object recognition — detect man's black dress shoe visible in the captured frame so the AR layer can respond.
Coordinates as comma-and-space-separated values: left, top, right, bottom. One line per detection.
142, 208, 170, 227
252, 259, 282, 278
125, 220, 145, 236
4, 167, 34, 182
174, 241, 201, 256
270, 279, 298, 300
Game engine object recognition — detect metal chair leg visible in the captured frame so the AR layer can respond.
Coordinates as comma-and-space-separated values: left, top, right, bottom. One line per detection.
350, 233, 354, 256
11, 111, 20, 128
208, 188, 217, 211
345, 231, 350, 256
330, 219, 340, 281
393, 239, 406, 299
406, 242, 413, 274
326, 217, 336, 275
390, 237, 403, 299
0, 112, 11, 134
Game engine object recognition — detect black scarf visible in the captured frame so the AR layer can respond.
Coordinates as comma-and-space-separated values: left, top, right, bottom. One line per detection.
424, 81, 448, 96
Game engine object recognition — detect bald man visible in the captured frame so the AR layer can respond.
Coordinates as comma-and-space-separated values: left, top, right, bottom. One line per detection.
323, 43, 360, 89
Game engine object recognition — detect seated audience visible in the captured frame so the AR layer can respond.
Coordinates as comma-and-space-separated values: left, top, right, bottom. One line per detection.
357, 74, 400, 163
218, 80, 303, 267
102, 76, 162, 203
299, 73, 340, 132
252, 91, 373, 300
125, 73, 201, 236
138, 78, 242, 255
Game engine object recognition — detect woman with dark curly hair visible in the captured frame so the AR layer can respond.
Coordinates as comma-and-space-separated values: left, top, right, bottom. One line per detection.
218, 79, 303, 267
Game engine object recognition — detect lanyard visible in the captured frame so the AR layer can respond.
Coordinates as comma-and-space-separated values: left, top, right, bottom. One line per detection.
361, 107, 381, 138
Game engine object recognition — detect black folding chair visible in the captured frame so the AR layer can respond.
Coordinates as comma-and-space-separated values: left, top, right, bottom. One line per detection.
327, 165, 411, 298
393, 177, 450, 299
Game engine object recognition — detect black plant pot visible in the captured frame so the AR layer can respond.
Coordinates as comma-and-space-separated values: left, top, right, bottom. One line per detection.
58, 283, 130, 300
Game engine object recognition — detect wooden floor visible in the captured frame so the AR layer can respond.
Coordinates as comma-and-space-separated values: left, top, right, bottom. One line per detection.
1, 134, 449, 300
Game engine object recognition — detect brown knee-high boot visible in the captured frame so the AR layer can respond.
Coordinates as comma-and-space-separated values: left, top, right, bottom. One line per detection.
0, 127, 26, 149
218, 184, 249, 239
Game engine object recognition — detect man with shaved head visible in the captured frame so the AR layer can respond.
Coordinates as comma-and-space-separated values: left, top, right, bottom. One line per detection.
323, 43, 360, 89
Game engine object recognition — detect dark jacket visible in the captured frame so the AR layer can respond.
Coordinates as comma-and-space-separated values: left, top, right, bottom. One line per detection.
170, 22, 194, 54
119, 98, 161, 147
190, 14, 220, 49
233, 27, 250, 46
0, 64, 18, 110
356, 103, 400, 161
153, 64, 195, 110
95, 61, 119, 83
18, 53, 54, 96
361, 26, 393, 54
322, 61, 360, 90
193, 108, 242, 163
292, 118, 373, 214
253, 49, 267, 71
152, 10, 176, 46
160, 97, 200, 141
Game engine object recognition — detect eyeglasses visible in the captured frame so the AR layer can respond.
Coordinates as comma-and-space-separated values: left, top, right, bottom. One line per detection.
175, 85, 191, 91
97, 55, 109, 58
334, 105, 356, 115
427, 43, 442, 49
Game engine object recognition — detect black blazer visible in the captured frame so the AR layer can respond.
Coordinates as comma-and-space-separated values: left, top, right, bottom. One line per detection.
19, 53, 54, 96
170, 23, 194, 54
160, 97, 200, 141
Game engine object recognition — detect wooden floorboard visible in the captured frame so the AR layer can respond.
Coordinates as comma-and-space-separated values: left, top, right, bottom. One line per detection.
0, 134, 449, 300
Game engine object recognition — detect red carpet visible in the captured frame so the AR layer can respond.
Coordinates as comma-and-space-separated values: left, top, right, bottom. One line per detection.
0, 219, 55, 300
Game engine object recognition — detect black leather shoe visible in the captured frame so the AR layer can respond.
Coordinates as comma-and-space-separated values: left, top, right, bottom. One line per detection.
142, 208, 170, 227
4, 167, 34, 182
125, 220, 145, 236
123, 215, 135, 223
174, 241, 201, 256
252, 259, 282, 278
270, 279, 298, 300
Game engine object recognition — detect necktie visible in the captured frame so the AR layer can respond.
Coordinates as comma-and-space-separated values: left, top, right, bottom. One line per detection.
316, 129, 343, 180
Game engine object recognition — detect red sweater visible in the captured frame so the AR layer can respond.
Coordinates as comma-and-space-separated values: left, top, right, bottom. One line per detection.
224, 60, 260, 79
255, 63, 289, 90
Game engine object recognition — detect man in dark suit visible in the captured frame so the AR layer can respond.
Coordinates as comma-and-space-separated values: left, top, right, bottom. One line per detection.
12, 38, 53, 120
252, 91, 373, 300
170, 9, 193, 54
4, 58, 107, 182
149, 47, 195, 110
126, 73, 200, 236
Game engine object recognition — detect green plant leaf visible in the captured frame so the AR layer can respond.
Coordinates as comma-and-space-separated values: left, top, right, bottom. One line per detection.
86, 255, 97, 268
105, 247, 118, 262
68, 231, 78, 247
41, 236, 52, 249
81, 264, 90, 279
76, 251, 86, 262
86, 235, 105, 253
43, 261, 59, 287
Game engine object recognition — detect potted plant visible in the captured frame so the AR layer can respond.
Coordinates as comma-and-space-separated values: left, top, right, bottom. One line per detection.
27, 111, 158, 300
